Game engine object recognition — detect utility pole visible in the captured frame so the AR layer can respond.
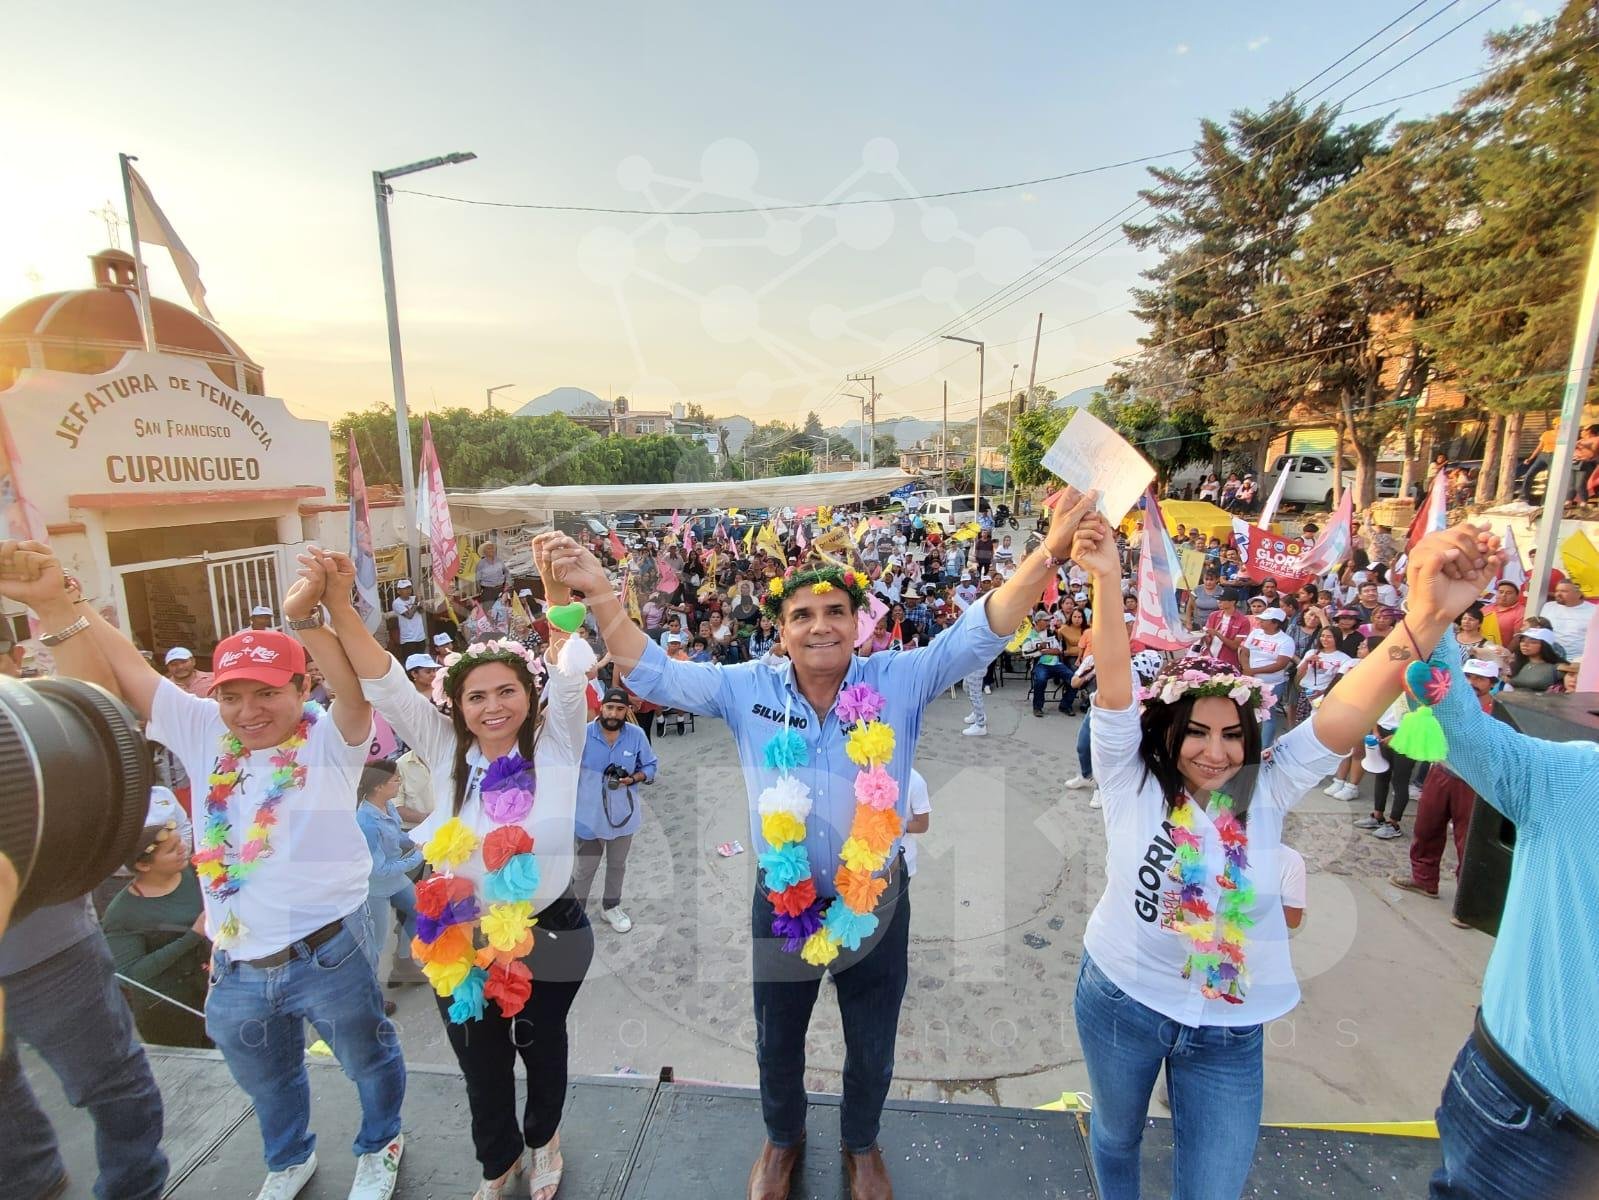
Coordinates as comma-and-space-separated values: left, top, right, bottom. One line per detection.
940, 336, 984, 515
848, 373, 876, 468
1024, 312, 1043, 412
1005, 363, 1019, 509
941, 381, 949, 494
844, 393, 866, 465
486, 383, 514, 410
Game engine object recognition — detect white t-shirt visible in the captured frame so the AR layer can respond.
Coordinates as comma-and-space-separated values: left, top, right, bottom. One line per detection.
901, 770, 932, 877
363, 641, 590, 910
1242, 628, 1297, 689
148, 681, 373, 961
391, 595, 426, 643
1279, 844, 1307, 912
1298, 649, 1352, 694
146, 785, 193, 848
1539, 599, 1594, 661
1082, 674, 1342, 1027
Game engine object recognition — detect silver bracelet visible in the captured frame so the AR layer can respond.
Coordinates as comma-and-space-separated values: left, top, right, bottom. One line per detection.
39, 615, 91, 647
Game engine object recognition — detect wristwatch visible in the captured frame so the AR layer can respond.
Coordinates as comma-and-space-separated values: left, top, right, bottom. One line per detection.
285, 607, 327, 631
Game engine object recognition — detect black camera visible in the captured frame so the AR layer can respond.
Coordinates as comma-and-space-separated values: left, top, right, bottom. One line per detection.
0, 677, 150, 923
602, 763, 632, 789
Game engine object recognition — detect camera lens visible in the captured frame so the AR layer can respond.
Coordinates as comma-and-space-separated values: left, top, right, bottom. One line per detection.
0, 677, 151, 922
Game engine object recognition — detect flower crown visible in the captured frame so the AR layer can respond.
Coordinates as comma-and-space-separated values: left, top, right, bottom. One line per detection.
759, 562, 870, 621
432, 638, 543, 707
1139, 655, 1275, 722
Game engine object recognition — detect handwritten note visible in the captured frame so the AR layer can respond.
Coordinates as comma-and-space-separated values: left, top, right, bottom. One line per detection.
1040, 408, 1155, 522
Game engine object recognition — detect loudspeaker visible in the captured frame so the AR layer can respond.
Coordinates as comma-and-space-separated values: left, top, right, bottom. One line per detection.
1360, 734, 1388, 774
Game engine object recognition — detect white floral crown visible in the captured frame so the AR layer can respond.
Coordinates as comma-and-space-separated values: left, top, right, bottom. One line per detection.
1139, 656, 1275, 722
432, 638, 542, 707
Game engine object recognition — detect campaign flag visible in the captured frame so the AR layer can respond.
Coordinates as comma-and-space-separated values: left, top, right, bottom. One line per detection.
1298, 488, 1354, 577
670, 508, 682, 535
1500, 524, 1527, 589
346, 433, 383, 633
1230, 517, 1251, 554
125, 159, 213, 320
854, 591, 889, 649
656, 555, 680, 596
757, 522, 788, 565
795, 520, 809, 550
1133, 490, 1196, 651
1042, 564, 1060, 609
607, 527, 627, 564
683, 522, 696, 553
1240, 524, 1316, 591
417, 417, 460, 597
1257, 465, 1292, 529
714, 518, 729, 544
1407, 467, 1449, 551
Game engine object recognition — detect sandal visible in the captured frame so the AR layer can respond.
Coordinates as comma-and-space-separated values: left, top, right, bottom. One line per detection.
472, 1153, 525, 1199
529, 1134, 563, 1200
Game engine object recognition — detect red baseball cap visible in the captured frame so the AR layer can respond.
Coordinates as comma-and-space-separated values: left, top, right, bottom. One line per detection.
210, 630, 307, 689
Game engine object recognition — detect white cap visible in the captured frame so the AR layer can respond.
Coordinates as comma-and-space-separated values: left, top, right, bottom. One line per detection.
396, 578, 414, 589
1519, 627, 1556, 645
250, 605, 273, 617
1260, 607, 1287, 622
163, 647, 194, 664
1464, 658, 1501, 679
404, 653, 437, 672
519, 588, 533, 597
432, 632, 454, 646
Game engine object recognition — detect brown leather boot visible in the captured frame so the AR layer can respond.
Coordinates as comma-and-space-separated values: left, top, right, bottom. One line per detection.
844, 1145, 894, 1200
747, 1138, 805, 1200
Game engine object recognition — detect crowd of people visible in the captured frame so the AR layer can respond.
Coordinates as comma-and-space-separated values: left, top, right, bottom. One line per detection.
0, 483, 1594, 1200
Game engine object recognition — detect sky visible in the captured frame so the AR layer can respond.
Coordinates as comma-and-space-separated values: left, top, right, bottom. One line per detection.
0, 1, 1543, 432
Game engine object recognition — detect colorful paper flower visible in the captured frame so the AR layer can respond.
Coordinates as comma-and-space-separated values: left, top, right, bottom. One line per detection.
422, 953, 475, 996
763, 729, 810, 772
423, 817, 478, 869
853, 765, 899, 811
835, 866, 887, 914
484, 958, 533, 1017
757, 775, 813, 819
850, 805, 902, 854
770, 877, 818, 917
482, 852, 541, 902
835, 683, 885, 725
768, 577, 784, 596
480, 900, 537, 952
410, 921, 472, 964
844, 721, 895, 768
761, 810, 808, 848
758, 842, 812, 891
446, 966, 488, 1024
800, 929, 840, 966
839, 836, 887, 874
481, 826, 534, 872
771, 902, 825, 953
823, 899, 879, 951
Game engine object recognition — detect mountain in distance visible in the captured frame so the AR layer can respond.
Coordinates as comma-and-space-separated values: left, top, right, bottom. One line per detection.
831, 416, 944, 448
514, 386, 609, 417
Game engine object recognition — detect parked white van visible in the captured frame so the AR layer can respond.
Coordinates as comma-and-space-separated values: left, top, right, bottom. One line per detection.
1266, 453, 1401, 508
918, 495, 977, 525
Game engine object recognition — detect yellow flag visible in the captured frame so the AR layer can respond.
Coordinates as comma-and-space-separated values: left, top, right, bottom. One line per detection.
852, 517, 870, 543
817, 504, 833, 527
743, 525, 756, 551
758, 522, 788, 565
456, 536, 480, 583
1007, 617, 1032, 652
954, 521, 979, 542
509, 590, 532, 629
925, 517, 943, 535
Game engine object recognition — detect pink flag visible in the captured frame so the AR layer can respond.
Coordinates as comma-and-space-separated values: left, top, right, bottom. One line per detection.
1042, 566, 1060, 609
417, 417, 460, 596
1299, 489, 1354, 577
670, 508, 682, 534
796, 520, 809, 550
346, 432, 382, 632
1407, 468, 1449, 552
608, 528, 627, 564
855, 592, 889, 649
1132, 490, 1195, 651
683, 523, 696, 553
656, 556, 680, 595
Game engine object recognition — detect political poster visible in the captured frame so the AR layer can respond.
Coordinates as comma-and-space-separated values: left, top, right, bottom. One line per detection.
1240, 525, 1316, 591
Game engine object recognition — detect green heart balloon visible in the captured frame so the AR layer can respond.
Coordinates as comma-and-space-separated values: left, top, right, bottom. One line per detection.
548, 601, 588, 633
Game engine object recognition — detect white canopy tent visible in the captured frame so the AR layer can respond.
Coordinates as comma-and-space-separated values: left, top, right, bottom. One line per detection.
447, 467, 917, 532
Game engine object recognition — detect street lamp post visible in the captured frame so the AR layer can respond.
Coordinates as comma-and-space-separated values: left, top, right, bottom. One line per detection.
941, 335, 985, 516
373, 151, 476, 580
1005, 363, 1018, 510
486, 383, 514, 410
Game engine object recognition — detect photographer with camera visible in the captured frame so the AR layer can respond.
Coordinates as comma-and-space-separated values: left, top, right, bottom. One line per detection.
573, 688, 658, 933
0, 539, 170, 1200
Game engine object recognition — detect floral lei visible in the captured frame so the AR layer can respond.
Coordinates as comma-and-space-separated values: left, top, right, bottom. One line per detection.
758, 682, 901, 965
1167, 790, 1253, 1004
410, 753, 542, 1022
193, 703, 319, 949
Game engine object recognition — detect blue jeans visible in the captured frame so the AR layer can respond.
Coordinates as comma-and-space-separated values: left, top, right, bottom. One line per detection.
1032, 662, 1074, 713
1430, 1036, 1599, 1198
751, 872, 911, 1153
206, 911, 406, 1171
363, 884, 419, 974
1077, 707, 1093, 778
0, 931, 168, 1200
1074, 954, 1264, 1200
1260, 698, 1282, 749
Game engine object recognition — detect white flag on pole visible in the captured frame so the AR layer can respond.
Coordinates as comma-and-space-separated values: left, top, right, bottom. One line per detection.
1500, 525, 1527, 588
126, 164, 214, 320
1257, 465, 1292, 528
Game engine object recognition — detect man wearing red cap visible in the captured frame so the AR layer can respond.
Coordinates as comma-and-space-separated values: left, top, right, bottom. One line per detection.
2, 544, 409, 1200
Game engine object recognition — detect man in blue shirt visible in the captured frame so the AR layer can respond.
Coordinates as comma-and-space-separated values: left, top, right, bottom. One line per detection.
574, 689, 659, 934
545, 487, 1096, 1200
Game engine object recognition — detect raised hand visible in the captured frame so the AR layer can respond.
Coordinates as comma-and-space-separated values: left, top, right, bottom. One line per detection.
1042, 487, 1099, 562
548, 539, 611, 597
1070, 514, 1119, 580
0, 539, 71, 615
283, 553, 328, 621
1407, 524, 1506, 623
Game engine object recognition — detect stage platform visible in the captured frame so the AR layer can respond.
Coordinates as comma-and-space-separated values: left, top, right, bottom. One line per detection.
22, 1047, 1441, 1197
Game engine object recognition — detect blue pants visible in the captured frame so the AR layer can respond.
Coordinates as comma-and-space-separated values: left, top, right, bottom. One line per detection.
751, 874, 911, 1154
1077, 707, 1093, 778
1074, 954, 1264, 1200
1430, 1035, 1599, 1198
1032, 662, 1074, 713
205, 911, 406, 1171
0, 931, 168, 1200
363, 883, 419, 975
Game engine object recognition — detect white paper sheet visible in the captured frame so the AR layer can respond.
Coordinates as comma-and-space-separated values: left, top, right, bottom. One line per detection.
1040, 409, 1155, 522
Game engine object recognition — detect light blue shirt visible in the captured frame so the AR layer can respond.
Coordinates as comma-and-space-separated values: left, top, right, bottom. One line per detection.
1430, 630, 1598, 1125
624, 595, 1007, 897
576, 719, 658, 840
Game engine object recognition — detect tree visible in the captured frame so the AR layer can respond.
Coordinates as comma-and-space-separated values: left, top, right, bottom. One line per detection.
802, 411, 825, 438
1087, 391, 1214, 480
773, 450, 813, 476
872, 433, 899, 467
1409, 2, 1599, 501
1009, 404, 1070, 491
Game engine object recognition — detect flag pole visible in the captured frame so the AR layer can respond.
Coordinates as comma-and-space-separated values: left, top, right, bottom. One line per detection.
118, 154, 157, 353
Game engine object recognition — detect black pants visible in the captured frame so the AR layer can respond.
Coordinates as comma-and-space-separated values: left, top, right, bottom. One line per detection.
396, 640, 426, 663
1373, 742, 1417, 822
434, 892, 594, 1179
750, 866, 910, 1153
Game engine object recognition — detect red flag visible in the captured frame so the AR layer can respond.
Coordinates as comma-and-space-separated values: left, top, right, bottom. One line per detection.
417, 417, 459, 597
608, 528, 627, 564
1042, 566, 1060, 609
1407, 469, 1449, 551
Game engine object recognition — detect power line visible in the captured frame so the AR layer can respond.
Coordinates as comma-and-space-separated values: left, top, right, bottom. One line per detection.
392, 148, 1190, 216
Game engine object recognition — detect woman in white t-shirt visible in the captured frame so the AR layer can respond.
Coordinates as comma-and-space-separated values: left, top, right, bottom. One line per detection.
1293, 627, 1353, 724
318, 537, 592, 1200
1066, 512, 1504, 1200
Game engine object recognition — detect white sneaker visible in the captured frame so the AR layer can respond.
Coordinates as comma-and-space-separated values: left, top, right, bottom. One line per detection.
1062, 774, 1092, 791
963, 712, 979, 724
983, 685, 992, 694
1322, 779, 1347, 797
256, 1153, 317, 1200
1089, 790, 1103, 809
348, 1134, 403, 1200
603, 907, 633, 933
962, 724, 988, 737
1338, 781, 1361, 800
